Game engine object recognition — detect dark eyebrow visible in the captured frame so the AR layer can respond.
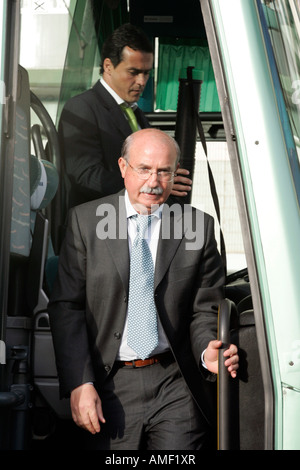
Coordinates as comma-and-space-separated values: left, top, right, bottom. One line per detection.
128, 67, 151, 74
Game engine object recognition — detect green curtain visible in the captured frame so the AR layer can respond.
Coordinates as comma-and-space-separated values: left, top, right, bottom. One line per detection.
56, 0, 129, 125
156, 37, 220, 112
56, 7, 220, 122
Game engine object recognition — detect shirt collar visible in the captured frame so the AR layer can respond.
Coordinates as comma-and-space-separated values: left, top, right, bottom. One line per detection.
124, 190, 163, 220
100, 78, 138, 110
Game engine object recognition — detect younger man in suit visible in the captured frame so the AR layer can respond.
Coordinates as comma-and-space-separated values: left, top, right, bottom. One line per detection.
58, 23, 192, 210
49, 128, 239, 450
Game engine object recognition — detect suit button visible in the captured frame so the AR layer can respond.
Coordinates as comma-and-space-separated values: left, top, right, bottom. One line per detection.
104, 365, 111, 372
124, 296, 127, 302
114, 332, 121, 339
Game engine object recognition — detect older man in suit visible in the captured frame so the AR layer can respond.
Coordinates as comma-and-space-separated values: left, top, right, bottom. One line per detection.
49, 129, 239, 450
58, 23, 192, 210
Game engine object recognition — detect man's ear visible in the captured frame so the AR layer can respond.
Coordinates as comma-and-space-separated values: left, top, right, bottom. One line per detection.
103, 58, 113, 74
118, 157, 127, 178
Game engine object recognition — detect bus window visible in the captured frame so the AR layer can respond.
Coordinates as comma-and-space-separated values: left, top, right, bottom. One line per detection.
191, 141, 246, 273
260, 0, 300, 199
3, 0, 299, 451
20, 0, 73, 124
261, 0, 300, 162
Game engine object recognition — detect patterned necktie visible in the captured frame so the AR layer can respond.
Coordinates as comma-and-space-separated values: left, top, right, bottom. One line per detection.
127, 214, 158, 359
120, 103, 139, 132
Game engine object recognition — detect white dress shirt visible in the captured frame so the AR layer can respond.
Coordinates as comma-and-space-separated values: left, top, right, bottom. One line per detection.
117, 191, 170, 360
100, 77, 139, 113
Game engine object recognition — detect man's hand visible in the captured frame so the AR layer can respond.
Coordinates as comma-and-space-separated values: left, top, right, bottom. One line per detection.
171, 167, 192, 197
204, 340, 239, 378
70, 383, 105, 434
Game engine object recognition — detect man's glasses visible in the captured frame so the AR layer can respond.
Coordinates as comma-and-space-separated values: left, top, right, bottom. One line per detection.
127, 162, 176, 182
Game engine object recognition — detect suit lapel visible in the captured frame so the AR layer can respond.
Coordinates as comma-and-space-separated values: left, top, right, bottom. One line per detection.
154, 201, 184, 289
103, 191, 130, 292
135, 107, 150, 129
93, 81, 140, 138
93, 82, 131, 137
114, 105, 133, 138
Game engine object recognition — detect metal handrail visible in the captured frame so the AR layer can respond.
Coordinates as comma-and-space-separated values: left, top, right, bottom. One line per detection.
217, 298, 238, 450
0, 390, 25, 408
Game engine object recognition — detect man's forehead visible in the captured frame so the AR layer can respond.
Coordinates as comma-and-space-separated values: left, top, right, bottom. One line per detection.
129, 147, 176, 168
121, 46, 153, 64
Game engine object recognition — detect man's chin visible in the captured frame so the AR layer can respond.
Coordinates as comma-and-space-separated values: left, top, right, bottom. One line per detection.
129, 91, 142, 101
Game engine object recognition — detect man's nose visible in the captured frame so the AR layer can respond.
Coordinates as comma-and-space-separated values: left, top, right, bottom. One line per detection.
147, 171, 160, 186
136, 73, 147, 87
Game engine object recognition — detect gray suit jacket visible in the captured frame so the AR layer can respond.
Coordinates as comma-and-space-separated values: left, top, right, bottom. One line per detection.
48, 190, 225, 425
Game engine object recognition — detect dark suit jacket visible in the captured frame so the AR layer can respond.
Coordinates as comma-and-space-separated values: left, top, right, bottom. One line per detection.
58, 81, 150, 208
48, 191, 225, 425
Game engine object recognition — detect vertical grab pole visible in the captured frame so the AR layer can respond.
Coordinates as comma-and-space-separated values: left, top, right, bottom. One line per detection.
174, 66, 203, 204
217, 298, 238, 449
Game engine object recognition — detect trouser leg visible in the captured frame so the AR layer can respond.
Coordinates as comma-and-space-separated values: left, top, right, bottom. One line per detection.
86, 356, 210, 450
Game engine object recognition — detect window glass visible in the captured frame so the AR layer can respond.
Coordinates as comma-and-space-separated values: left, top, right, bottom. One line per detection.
191, 142, 246, 273
261, 0, 300, 164
20, 0, 73, 123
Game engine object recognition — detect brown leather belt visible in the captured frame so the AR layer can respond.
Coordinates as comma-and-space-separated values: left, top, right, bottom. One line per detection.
118, 351, 173, 368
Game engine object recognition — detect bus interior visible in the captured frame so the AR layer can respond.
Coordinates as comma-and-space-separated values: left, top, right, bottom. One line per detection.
0, 0, 299, 450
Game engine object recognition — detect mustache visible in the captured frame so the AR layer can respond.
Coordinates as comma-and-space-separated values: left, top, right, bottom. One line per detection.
140, 185, 163, 195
